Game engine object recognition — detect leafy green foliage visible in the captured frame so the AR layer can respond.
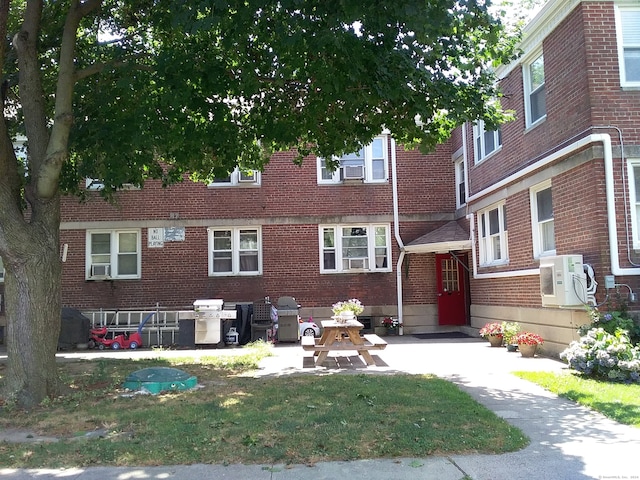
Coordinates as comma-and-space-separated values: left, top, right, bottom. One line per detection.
561, 306, 640, 382
53, 0, 518, 195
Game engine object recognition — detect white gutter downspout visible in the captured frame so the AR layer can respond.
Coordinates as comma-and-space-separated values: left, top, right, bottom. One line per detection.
391, 137, 406, 327
602, 133, 640, 276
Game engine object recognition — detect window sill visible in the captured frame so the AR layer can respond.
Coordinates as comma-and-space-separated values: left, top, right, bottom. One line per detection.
207, 183, 261, 188
317, 180, 388, 186
86, 277, 140, 281
320, 269, 392, 274
524, 116, 546, 133
475, 146, 503, 165
208, 273, 262, 277
478, 260, 509, 268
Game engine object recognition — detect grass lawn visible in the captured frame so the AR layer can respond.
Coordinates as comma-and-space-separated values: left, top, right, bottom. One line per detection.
514, 371, 640, 427
0, 343, 528, 468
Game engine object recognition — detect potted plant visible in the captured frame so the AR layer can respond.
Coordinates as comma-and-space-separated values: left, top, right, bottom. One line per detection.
515, 332, 544, 357
381, 316, 402, 335
502, 321, 521, 352
479, 322, 504, 347
332, 298, 364, 322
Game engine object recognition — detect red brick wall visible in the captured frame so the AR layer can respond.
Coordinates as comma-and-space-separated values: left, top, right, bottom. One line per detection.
60, 142, 457, 311
468, 2, 640, 309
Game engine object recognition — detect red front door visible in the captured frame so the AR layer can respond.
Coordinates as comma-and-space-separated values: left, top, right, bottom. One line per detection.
436, 253, 467, 326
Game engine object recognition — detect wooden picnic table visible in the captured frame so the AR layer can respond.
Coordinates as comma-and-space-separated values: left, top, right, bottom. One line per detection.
301, 319, 387, 366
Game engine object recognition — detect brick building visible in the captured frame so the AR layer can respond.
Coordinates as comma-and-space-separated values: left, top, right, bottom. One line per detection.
1, 0, 639, 354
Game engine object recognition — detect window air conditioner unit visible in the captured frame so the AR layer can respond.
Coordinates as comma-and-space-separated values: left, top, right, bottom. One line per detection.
91, 264, 111, 278
540, 254, 587, 308
348, 258, 367, 269
342, 165, 364, 180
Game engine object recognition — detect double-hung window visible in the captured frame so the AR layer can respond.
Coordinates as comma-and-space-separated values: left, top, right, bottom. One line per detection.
318, 136, 388, 184
616, 6, 640, 87
455, 156, 467, 207
209, 168, 260, 187
208, 227, 261, 276
320, 224, 391, 273
86, 230, 141, 279
473, 121, 502, 163
478, 203, 508, 265
627, 159, 640, 249
524, 52, 546, 127
530, 181, 555, 258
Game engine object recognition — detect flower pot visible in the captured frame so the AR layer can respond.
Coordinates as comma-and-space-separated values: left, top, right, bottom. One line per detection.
506, 344, 518, 353
519, 343, 537, 357
487, 335, 503, 347
339, 311, 355, 323
386, 327, 398, 336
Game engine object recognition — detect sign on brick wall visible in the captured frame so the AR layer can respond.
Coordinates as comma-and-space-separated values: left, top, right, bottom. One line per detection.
148, 227, 185, 248
148, 228, 164, 248
165, 227, 185, 242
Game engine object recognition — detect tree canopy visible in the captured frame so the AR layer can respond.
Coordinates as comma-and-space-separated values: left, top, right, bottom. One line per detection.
51, 0, 514, 193
0, 0, 516, 407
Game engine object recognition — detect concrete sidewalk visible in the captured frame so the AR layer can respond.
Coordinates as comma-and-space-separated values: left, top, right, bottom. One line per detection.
1, 336, 640, 479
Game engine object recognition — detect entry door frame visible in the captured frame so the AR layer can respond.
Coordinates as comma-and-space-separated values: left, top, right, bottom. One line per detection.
435, 252, 470, 326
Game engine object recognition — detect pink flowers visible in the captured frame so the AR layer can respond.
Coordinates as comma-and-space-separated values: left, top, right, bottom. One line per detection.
382, 317, 401, 329
515, 332, 544, 346
479, 322, 503, 338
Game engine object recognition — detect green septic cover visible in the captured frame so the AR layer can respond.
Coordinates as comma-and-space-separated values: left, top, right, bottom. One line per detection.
123, 367, 197, 394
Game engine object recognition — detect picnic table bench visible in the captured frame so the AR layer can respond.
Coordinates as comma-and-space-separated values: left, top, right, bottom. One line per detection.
302, 320, 387, 366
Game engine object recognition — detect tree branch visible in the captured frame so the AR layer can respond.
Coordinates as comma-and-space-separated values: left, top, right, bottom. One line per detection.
74, 58, 153, 82
37, 0, 101, 199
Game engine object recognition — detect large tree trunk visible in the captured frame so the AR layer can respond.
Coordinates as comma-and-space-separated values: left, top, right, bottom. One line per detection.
2, 200, 62, 408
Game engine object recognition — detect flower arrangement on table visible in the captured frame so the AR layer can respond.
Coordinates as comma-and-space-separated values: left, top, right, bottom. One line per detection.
382, 317, 402, 329
515, 332, 544, 345
479, 322, 504, 338
332, 298, 364, 317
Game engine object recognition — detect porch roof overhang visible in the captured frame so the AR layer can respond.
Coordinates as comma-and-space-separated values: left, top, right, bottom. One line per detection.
404, 221, 471, 254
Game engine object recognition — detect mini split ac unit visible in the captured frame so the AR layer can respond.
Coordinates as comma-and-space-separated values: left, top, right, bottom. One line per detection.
540, 254, 587, 308
91, 264, 111, 278
342, 165, 364, 180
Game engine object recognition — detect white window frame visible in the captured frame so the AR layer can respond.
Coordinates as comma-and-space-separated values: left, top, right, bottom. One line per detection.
319, 224, 392, 273
455, 155, 467, 208
85, 178, 140, 191
208, 168, 261, 187
627, 159, 640, 249
317, 136, 389, 184
523, 51, 546, 127
473, 121, 502, 163
530, 180, 556, 258
615, 4, 640, 88
478, 202, 508, 266
85, 230, 141, 280
208, 226, 262, 276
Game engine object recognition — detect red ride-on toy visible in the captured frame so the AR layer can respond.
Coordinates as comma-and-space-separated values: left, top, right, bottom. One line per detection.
89, 312, 155, 350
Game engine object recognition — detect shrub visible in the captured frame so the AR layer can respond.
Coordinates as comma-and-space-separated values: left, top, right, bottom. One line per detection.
561, 306, 640, 383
